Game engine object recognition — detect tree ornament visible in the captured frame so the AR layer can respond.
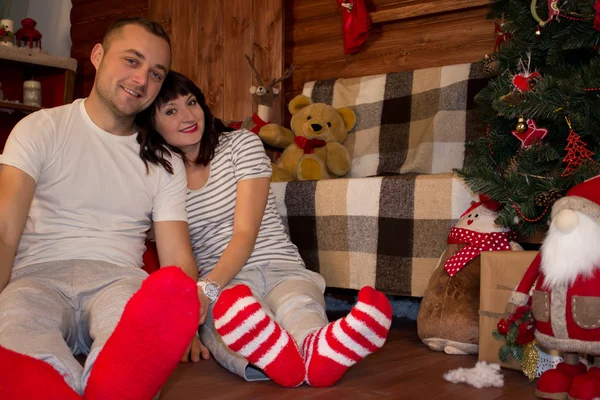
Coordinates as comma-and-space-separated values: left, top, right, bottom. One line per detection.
515, 117, 528, 133
494, 22, 512, 51
501, 92, 527, 105
482, 54, 499, 75
535, 188, 563, 208
531, 0, 560, 27
562, 129, 595, 176
512, 72, 542, 92
511, 54, 542, 93
521, 340, 539, 381
512, 119, 549, 148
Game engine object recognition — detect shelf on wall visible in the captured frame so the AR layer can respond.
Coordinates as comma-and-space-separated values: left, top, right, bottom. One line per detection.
0, 100, 41, 114
0, 46, 77, 72
369, 0, 490, 24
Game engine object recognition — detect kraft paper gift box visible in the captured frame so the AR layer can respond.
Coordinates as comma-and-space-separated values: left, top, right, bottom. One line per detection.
478, 251, 538, 371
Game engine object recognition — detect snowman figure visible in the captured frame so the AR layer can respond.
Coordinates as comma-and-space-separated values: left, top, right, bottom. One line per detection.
417, 194, 522, 355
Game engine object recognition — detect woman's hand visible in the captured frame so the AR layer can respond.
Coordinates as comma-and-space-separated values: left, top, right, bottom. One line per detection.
180, 334, 210, 363
198, 288, 210, 325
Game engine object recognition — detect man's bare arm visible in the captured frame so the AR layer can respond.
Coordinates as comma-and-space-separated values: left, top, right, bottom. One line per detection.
0, 165, 36, 293
153, 220, 198, 281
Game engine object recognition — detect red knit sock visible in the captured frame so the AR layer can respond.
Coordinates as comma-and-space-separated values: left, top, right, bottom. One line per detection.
213, 284, 305, 388
303, 286, 392, 387
0, 346, 81, 400
83, 267, 200, 400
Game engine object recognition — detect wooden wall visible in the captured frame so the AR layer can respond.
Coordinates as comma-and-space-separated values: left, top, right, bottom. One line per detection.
149, 0, 284, 123
70, 0, 284, 124
284, 0, 497, 105
70, 0, 149, 99
71, 0, 496, 123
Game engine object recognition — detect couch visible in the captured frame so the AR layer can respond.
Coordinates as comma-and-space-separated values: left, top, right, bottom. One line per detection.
269, 62, 493, 297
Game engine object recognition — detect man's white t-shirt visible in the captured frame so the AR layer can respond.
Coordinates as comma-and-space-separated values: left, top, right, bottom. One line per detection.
0, 98, 188, 271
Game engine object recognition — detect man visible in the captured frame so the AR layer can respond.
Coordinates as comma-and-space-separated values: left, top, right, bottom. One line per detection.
0, 17, 208, 399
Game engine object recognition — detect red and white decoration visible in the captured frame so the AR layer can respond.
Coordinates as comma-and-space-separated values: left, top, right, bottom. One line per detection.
511, 119, 549, 148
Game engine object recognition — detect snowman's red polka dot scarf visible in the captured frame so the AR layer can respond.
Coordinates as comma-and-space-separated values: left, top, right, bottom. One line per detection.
444, 228, 514, 277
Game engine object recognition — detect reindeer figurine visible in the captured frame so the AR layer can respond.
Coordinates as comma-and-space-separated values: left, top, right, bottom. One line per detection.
228, 55, 295, 137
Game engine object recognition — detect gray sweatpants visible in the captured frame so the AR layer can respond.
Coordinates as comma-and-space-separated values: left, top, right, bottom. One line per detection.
0, 260, 148, 394
199, 261, 328, 381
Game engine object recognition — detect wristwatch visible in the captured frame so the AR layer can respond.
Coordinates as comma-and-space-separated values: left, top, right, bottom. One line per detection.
197, 278, 220, 304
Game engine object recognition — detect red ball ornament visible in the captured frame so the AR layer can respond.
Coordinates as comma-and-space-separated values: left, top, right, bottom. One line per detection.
497, 318, 509, 335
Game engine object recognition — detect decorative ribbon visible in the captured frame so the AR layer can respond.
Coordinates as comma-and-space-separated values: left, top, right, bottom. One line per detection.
294, 136, 327, 154
444, 228, 513, 276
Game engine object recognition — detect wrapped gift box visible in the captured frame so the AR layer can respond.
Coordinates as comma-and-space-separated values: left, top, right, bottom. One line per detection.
479, 251, 537, 369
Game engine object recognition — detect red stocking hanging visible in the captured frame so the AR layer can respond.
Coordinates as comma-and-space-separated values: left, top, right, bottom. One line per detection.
338, 0, 371, 54
594, 0, 600, 31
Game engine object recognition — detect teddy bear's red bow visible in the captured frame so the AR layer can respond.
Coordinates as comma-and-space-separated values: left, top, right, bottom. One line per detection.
294, 136, 327, 154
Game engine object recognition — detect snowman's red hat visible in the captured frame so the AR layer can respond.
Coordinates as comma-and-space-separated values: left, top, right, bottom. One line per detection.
461, 194, 503, 218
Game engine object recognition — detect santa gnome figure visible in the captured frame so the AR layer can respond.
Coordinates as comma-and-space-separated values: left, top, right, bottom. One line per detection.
508, 175, 600, 400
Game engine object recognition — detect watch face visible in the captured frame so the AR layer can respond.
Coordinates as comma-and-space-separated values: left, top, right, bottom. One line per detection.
205, 284, 219, 299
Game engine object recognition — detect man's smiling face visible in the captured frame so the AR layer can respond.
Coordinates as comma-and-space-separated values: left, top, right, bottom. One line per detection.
91, 24, 171, 118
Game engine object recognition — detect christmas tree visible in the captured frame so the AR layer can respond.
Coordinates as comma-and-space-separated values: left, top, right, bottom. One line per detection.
457, 0, 600, 238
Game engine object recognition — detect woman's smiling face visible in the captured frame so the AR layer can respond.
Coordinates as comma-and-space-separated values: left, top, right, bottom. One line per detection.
154, 93, 206, 152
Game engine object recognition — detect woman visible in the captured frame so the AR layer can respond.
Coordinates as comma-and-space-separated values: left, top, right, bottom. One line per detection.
136, 71, 392, 388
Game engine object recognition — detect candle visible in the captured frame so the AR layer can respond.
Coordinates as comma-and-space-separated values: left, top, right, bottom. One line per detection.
23, 80, 42, 107
0, 19, 14, 33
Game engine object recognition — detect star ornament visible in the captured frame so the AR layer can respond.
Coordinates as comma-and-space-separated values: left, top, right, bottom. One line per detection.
512, 119, 548, 148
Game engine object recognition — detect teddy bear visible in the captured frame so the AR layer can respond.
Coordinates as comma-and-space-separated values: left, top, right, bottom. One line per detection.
417, 194, 522, 355
258, 94, 356, 182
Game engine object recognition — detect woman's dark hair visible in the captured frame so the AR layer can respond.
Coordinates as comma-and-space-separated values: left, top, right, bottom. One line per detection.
136, 70, 234, 174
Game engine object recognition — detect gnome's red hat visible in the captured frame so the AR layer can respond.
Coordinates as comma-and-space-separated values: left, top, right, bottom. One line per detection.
551, 175, 600, 223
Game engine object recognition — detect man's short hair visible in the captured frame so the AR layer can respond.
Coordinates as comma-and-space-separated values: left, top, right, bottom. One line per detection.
102, 16, 171, 51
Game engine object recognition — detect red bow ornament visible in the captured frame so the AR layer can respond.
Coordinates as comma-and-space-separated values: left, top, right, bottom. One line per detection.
294, 136, 327, 154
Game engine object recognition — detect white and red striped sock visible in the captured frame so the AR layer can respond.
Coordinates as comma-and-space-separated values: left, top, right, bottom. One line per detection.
303, 286, 392, 387
213, 284, 305, 388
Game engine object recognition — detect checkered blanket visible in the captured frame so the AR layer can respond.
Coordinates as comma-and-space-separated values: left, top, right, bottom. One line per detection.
301, 62, 491, 177
271, 173, 477, 296
268, 62, 491, 296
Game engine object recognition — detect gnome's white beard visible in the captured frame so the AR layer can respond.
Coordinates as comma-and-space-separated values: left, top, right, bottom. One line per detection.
541, 212, 600, 289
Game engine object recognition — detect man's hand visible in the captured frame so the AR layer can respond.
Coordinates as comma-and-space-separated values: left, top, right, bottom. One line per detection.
180, 334, 210, 363
197, 287, 209, 326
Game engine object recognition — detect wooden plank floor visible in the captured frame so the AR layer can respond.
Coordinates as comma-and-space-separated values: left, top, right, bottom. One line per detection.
159, 320, 537, 399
